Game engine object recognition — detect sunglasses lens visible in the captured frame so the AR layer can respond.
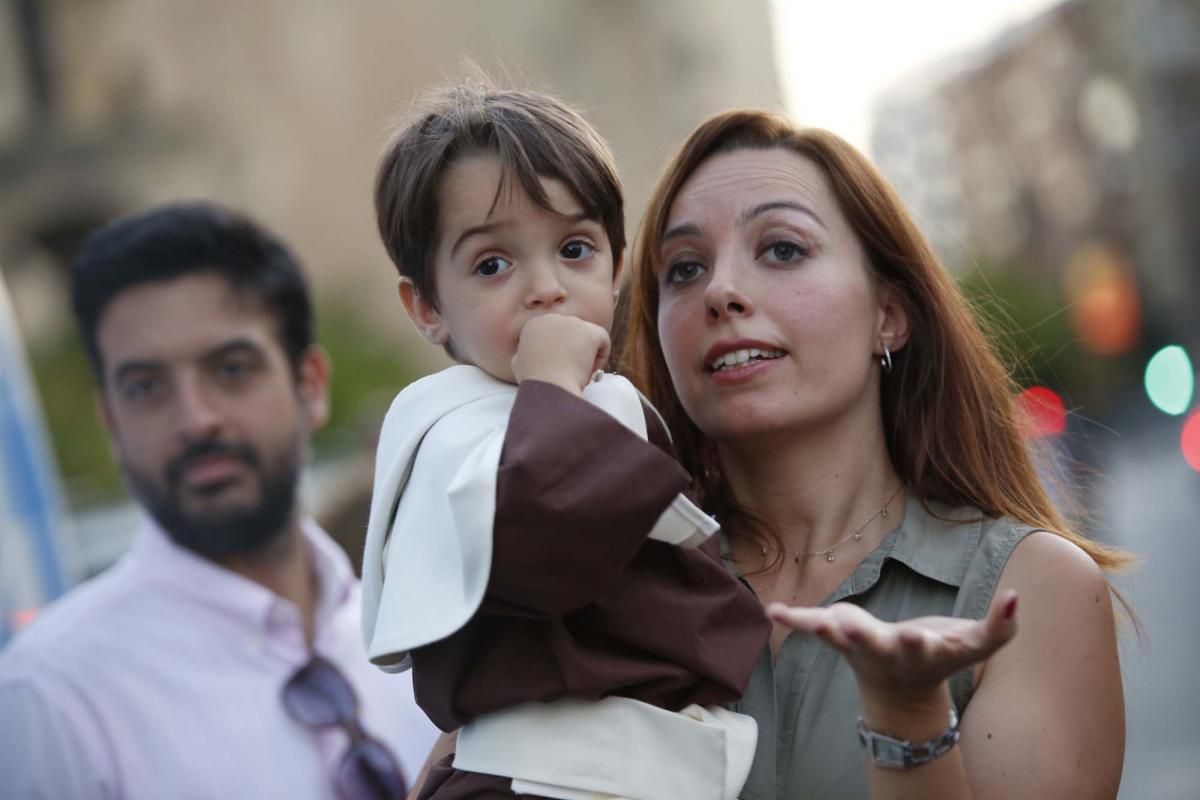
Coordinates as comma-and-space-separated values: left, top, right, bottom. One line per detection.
283, 657, 359, 728
337, 737, 407, 800
282, 657, 407, 799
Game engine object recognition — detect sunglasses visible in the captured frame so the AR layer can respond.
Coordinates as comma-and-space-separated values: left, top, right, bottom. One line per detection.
282, 654, 408, 800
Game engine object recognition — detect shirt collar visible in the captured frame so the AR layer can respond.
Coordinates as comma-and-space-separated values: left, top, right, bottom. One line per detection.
126, 514, 356, 636
305, 517, 356, 625
884, 494, 983, 586
830, 492, 982, 603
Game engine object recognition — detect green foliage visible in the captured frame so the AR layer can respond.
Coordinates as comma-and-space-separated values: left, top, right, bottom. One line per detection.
958, 262, 1076, 389
313, 304, 422, 456
27, 333, 123, 508
956, 260, 1136, 418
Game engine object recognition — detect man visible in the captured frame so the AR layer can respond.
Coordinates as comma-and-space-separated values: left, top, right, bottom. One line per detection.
0, 203, 439, 798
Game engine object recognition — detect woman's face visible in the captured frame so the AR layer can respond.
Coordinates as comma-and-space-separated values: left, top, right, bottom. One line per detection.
656, 147, 894, 444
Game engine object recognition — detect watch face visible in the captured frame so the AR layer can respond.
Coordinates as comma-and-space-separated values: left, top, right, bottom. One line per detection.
859, 709, 961, 769
869, 737, 911, 768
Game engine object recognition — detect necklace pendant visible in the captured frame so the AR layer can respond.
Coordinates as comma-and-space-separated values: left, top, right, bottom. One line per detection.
882, 508, 889, 518
825, 551, 835, 562
853, 532, 863, 541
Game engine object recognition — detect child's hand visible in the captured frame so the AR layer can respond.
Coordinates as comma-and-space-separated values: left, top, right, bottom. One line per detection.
513, 313, 611, 395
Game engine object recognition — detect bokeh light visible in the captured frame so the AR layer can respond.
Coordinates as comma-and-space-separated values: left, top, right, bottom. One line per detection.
1182, 411, 1200, 473
1017, 386, 1066, 438
1063, 243, 1141, 356
1144, 346, 1194, 416
10, 609, 38, 632
1079, 76, 1140, 153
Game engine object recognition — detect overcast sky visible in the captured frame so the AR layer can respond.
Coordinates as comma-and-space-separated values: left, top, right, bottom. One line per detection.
771, 0, 1062, 149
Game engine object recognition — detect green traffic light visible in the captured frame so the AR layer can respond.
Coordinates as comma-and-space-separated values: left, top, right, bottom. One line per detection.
1144, 346, 1194, 416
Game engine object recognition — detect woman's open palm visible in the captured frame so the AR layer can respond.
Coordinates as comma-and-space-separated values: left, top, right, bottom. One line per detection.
767, 591, 1019, 703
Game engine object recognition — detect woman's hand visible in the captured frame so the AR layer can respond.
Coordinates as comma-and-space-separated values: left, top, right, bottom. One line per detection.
766, 591, 1019, 710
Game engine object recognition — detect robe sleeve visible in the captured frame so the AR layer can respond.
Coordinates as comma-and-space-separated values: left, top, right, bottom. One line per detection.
485, 380, 692, 619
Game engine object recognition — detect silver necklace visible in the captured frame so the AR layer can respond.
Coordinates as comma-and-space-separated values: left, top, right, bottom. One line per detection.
761, 485, 904, 563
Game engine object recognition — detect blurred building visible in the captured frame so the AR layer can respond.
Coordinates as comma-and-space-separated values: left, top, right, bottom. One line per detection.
870, 67, 970, 270
0, 0, 784, 545
1113, 0, 1200, 353
870, 0, 1199, 353
0, 0, 783, 349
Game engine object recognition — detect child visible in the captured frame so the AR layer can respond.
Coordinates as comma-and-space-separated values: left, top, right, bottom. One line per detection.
360, 81, 769, 800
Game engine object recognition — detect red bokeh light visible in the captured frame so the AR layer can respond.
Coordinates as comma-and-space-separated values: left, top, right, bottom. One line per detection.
1182, 410, 1200, 473
1018, 386, 1066, 438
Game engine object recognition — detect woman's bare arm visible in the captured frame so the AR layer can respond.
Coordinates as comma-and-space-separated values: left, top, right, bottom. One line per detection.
957, 531, 1123, 797
768, 531, 1124, 799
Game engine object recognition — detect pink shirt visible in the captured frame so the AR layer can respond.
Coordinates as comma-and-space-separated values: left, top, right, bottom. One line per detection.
0, 517, 440, 799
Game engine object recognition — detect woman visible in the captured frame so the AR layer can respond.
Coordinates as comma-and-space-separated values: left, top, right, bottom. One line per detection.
621, 110, 1129, 799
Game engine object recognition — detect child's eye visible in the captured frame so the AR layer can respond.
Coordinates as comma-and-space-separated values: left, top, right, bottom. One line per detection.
761, 240, 809, 264
474, 256, 513, 277
665, 261, 706, 284
560, 240, 595, 261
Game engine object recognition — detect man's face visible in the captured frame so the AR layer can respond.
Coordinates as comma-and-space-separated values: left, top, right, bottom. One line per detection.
95, 272, 328, 560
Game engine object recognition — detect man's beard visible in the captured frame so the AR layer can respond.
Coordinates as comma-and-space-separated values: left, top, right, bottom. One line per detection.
123, 436, 302, 561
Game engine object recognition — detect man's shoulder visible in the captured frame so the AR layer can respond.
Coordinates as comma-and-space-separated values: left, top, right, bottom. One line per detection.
0, 557, 146, 682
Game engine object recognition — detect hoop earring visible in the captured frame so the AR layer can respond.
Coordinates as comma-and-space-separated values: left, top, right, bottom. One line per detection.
880, 344, 893, 375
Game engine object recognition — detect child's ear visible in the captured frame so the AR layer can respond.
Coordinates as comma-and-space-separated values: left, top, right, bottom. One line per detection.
398, 277, 448, 345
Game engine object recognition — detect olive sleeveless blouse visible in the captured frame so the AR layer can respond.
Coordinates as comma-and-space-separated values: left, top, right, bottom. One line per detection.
729, 494, 1037, 800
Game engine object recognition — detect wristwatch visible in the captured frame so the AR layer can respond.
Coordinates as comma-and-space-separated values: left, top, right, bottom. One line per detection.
856, 707, 960, 769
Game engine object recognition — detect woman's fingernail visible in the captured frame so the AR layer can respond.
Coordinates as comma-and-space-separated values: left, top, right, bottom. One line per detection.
1004, 596, 1018, 620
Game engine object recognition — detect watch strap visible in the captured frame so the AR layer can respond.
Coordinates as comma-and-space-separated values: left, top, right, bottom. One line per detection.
856, 707, 960, 769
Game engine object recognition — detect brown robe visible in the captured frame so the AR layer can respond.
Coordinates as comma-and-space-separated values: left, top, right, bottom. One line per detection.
413, 381, 769, 799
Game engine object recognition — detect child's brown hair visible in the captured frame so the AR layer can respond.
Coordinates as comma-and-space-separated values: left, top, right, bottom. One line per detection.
375, 79, 625, 308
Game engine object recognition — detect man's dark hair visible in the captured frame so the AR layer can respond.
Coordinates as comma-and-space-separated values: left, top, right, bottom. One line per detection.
71, 202, 314, 380
374, 78, 626, 308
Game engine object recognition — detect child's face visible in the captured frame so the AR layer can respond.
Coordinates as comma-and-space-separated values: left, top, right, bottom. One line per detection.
403, 155, 621, 383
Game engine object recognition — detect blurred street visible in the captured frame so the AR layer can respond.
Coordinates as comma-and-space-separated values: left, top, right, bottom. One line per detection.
1101, 417, 1200, 799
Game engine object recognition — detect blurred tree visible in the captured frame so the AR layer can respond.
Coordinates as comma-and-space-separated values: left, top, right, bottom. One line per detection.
27, 332, 122, 507
957, 259, 1138, 421
313, 302, 424, 455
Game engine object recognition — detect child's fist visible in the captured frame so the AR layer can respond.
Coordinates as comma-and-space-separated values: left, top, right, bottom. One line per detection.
512, 314, 611, 395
